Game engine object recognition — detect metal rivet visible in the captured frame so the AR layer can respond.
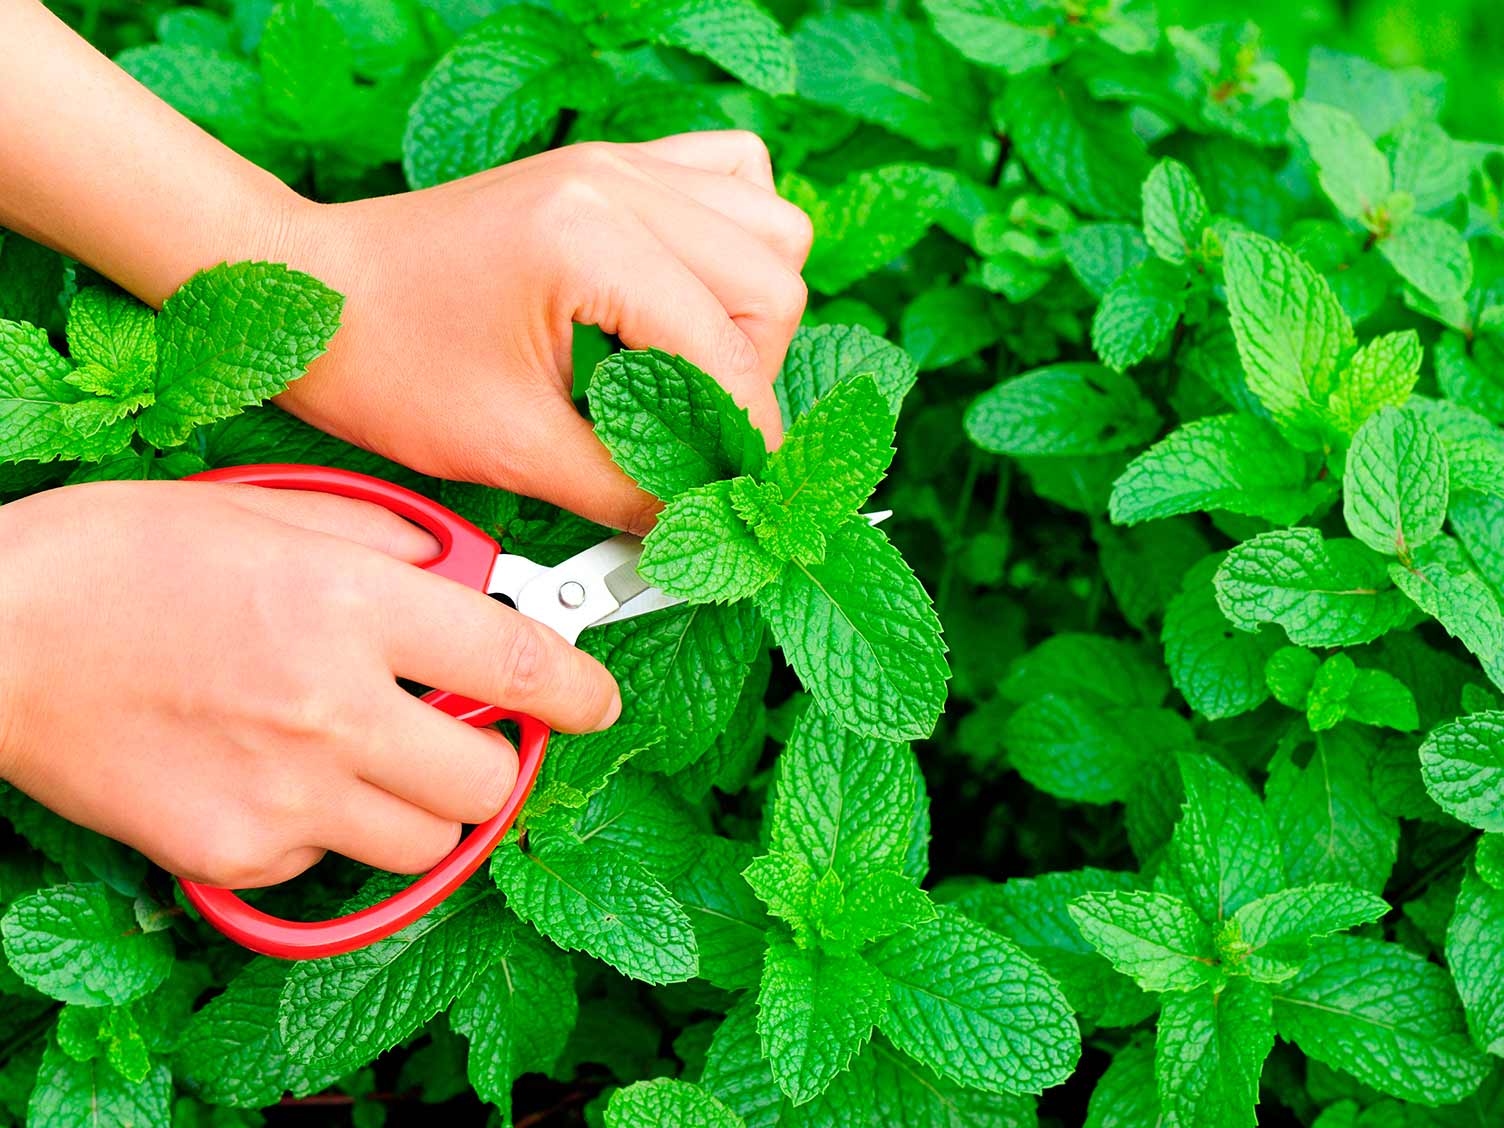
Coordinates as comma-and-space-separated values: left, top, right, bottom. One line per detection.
558, 581, 587, 609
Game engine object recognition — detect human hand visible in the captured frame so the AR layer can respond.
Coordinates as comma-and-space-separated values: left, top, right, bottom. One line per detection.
0, 481, 620, 889
269, 132, 813, 534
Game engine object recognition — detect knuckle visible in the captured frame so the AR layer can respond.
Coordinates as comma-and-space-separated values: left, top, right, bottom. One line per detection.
720, 326, 762, 380
398, 822, 463, 874
193, 838, 275, 890
495, 620, 548, 700
780, 203, 815, 261
768, 271, 809, 326
465, 740, 519, 820
729, 130, 773, 173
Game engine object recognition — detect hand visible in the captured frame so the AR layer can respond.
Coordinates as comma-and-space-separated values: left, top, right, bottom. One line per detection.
0, 482, 620, 889
270, 132, 813, 534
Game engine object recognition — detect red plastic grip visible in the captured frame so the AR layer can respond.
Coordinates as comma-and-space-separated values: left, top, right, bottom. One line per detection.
178, 464, 546, 958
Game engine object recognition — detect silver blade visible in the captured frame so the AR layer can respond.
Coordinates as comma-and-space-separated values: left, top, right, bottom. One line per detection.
514, 510, 896, 640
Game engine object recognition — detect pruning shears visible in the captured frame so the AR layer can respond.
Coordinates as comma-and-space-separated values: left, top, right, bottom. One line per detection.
177, 463, 686, 960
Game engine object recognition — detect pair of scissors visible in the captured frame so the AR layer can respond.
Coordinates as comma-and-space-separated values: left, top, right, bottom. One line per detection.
176, 463, 684, 960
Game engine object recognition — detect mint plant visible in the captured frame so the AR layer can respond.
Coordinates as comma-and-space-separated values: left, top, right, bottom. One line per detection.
6, 0, 1504, 1124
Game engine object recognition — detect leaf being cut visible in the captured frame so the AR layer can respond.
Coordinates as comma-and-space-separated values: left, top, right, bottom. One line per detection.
639, 480, 782, 603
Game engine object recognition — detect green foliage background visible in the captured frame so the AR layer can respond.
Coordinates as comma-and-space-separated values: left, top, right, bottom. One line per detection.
5, 0, 1504, 1125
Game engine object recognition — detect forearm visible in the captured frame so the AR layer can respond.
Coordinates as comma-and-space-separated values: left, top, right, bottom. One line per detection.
0, 1, 306, 306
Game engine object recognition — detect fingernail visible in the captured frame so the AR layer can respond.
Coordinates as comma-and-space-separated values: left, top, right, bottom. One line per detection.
596, 690, 623, 731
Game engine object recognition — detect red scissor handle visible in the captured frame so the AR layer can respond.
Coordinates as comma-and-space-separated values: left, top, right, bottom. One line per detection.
177, 464, 550, 959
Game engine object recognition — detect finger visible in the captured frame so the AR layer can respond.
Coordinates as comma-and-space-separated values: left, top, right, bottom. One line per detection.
320, 782, 463, 874
569, 212, 784, 443
358, 697, 520, 824
626, 152, 813, 271
622, 183, 803, 434
630, 130, 776, 190
212, 483, 440, 563
374, 560, 622, 733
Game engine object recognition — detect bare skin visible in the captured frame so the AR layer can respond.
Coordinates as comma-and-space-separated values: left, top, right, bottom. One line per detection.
0, 3, 812, 887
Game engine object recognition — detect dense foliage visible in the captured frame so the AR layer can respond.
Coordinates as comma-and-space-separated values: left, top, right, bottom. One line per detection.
6, 0, 1504, 1124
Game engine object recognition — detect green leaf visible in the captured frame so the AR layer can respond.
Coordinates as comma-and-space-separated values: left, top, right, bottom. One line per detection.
28, 1037, 170, 1128
757, 940, 887, 1104
582, 601, 760, 774
113, 45, 264, 137
136, 262, 343, 448
949, 870, 1156, 1028
1272, 935, 1490, 1104
1155, 978, 1273, 1128
768, 704, 928, 885
1004, 71, 1150, 219
65, 288, 156, 376
729, 477, 828, 564
1380, 215, 1473, 304
1343, 406, 1448, 558
1091, 258, 1187, 372
756, 521, 948, 740
782, 165, 959, 294
966, 363, 1160, 457
1419, 711, 1504, 830
1163, 555, 1282, 720
1267, 728, 1398, 893
0, 882, 171, 1006
869, 906, 1079, 1095
639, 480, 782, 603
277, 876, 506, 1076
1290, 100, 1392, 221
1086, 1038, 1158, 1128
793, 11, 983, 149
491, 830, 698, 984
1068, 890, 1216, 992
606, 1078, 747, 1128
175, 959, 340, 1108
645, 0, 794, 97
1143, 158, 1209, 265
1224, 884, 1390, 982
259, 0, 357, 142
449, 919, 576, 1117
1065, 223, 1151, 299
1110, 414, 1318, 525
1214, 528, 1413, 647
1156, 753, 1282, 926
765, 375, 895, 531
1222, 231, 1355, 443
668, 836, 770, 991
401, 7, 609, 187
589, 348, 766, 501
1001, 632, 1168, 708
920, 0, 1067, 74
900, 284, 1004, 371
1445, 865, 1504, 1056
522, 721, 657, 820
0, 320, 134, 463
1327, 331, 1423, 437
1389, 538, 1504, 691
776, 324, 916, 427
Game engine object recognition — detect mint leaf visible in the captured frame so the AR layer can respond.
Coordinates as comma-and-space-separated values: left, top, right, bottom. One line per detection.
28, 1037, 169, 1128
1419, 711, 1504, 830
0, 882, 171, 1006
757, 940, 887, 1104
1214, 528, 1413, 647
277, 876, 506, 1076
1091, 258, 1186, 372
522, 722, 656, 821
1222, 232, 1355, 443
606, 1078, 746, 1128
730, 477, 828, 564
65, 288, 156, 376
1086, 1039, 1158, 1128
869, 906, 1079, 1095
1445, 865, 1504, 1056
401, 7, 608, 187
490, 830, 697, 984
1291, 100, 1392, 221
1156, 753, 1282, 926
776, 324, 916, 426
1389, 539, 1504, 691
1156, 978, 1273, 1128
0, 320, 133, 463
755, 521, 948, 740
1110, 414, 1318, 525
645, 0, 794, 96
1225, 885, 1390, 982
1143, 158, 1209, 265
1343, 406, 1448, 559
669, 836, 770, 991
920, 0, 1067, 74
136, 261, 342, 447
793, 11, 983, 149
1163, 555, 1282, 720
1327, 331, 1423, 436
966, 363, 1160, 457
589, 348, 766, 500
765, 375, 894, 530
260, 0, 357, 142
449, 919, 576, 1117
1068, 890, 1216, 992
1273, 935, 1489, 1103
639, 480, 781, 603
1380, 215, 1473, 304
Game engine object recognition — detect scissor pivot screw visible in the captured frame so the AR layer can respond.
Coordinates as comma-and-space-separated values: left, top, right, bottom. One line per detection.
558, 581, 587, 609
